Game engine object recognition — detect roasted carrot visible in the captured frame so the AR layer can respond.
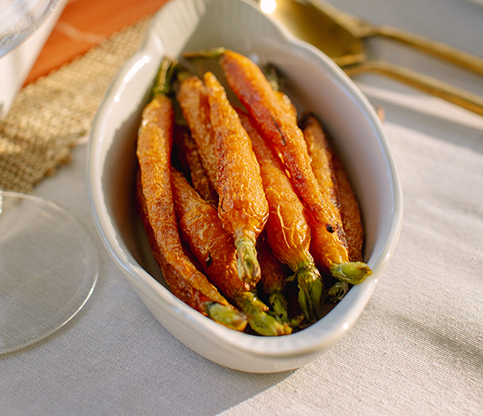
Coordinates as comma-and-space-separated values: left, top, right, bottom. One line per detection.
265, 67, 364, 263
240, 111, 324, 322
136, 58, 245, 330
301, 114, 340, 213
170, 167, 290, 336
170, 167, 246, 298
217, 49, 371, 284
300, 113, 349, 270
173, 125, 218, 206
177, 76, 219, 192
203, 71, 269, 286
332, 154, 364, 262
302, 114, 364, 262
136, 173, 246, 330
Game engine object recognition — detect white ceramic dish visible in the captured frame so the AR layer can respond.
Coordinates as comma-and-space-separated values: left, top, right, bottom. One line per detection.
87, 0, 403, 373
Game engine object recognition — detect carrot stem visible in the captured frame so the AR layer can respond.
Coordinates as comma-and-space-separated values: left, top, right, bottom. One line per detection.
293, 264, 324, 322
235, 236, 261, 287
326, 281, 349, 304
236, 292, 290, 336
331, 262, 372, 285
257, 235, 291, 324
269, 291, 288, 322
205, 302, 248, 331
183, 47, 226, 62
152, 56, 178, 97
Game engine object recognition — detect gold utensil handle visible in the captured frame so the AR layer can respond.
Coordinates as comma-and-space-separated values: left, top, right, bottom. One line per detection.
344, 61, 483, 116
368, 26, 483, 76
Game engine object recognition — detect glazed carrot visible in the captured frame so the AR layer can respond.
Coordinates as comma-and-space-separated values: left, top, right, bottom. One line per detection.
171, 168, 290, 336
177, 76, 218, 192
218, 49, 371, 284
170, 168, 246, 298
203, 71, 269, 286
174, 125, 218, 206
301, 113, 348, 268
136, 173, 246, 330
136, 58, 246, 330
240, 111, 324, 322
332, 153, 364, 262
302, 114, 364, 262
137, 95, 222, 299
301, 114, 340, 212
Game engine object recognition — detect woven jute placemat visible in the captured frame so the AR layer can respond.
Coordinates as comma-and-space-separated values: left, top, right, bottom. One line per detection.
0, 16, 153, 193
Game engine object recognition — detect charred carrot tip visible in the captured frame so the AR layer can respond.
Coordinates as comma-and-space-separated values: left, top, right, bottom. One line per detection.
295, 266, 324, 322
205, 302, 248, 332
237, 292, 292, 336
330, 262, 372, 285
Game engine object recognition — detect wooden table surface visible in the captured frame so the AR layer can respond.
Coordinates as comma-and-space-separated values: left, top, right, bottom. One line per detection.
25, 0, 169, 85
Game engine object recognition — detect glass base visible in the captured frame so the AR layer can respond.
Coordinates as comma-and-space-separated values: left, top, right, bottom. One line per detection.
0, 191, 98, 353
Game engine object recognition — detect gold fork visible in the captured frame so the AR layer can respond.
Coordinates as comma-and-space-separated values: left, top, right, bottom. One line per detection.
260, 0, 483, 116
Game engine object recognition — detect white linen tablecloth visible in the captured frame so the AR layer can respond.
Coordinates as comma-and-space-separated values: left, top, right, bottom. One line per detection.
1, 0, 482, 414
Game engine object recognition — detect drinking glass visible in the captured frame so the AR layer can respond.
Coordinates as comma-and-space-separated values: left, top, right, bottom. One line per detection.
0, 0, 99, 353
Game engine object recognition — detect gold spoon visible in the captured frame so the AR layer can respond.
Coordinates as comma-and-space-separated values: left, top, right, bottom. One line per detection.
259, 0, 483, 116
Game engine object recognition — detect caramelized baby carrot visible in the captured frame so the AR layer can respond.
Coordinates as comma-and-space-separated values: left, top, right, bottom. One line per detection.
218, 50, 371, 284
136, 58, 245, 330
332, 154, 364, 262
302, 114, 364, 262
136, 174, 246, 330
300, 113, 348, 269
171, 168, 290, 336
240, 111, 324, 322
203, 71, 269, 286
137, 96, 222, 299
174, 125, 218, 206
301, 114, 340, 212
177, 76, 219, 192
